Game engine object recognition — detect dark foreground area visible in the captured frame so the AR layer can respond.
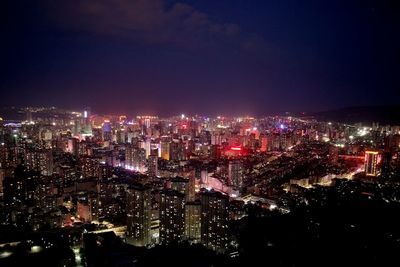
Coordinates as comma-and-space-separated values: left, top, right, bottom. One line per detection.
2, 179, 399, 267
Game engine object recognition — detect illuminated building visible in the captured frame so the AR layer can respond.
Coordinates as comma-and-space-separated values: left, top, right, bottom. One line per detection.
98, 164, 112, 180
260, 134, 268, 152
170, 175, 196, 201
126, 131, 134, 143
185, 139, 195, 157
144, 138, 151, 158
83, 122, 93, 138
169, 140, 184, 161
0, 168, 4, 197
125, 145, 147, 173
70, 108, 93, 139
77, 196, 98, 222
224, 146, 246, 157
159, 189, 185, 244
78, 141, 94, 157
83, 107, 91, 119
364, 150, 381, 176
199, 130, 211, 145
35, 180, 54, 211
184, 201, 201, 243
228, 160, 243, 188
73, 119, 82, 136
267, 133, 280, 151
170, 176, 189, 194
160, 140, 170, 160
119, 115, 127, 122
102, 121, 112, 142
24, 149, 53, 176
91, 128, 103, 142
41, 130, 52, 141
189, 120, 199, 136
117, 130, 125, 143
126, 184, 152, 247
0, 140, 6, 165
137, 116, 158, 131
211, 134, 222, 145
144, 118, 150, 128
200, 191, 229, 253
187, 171, 196, 202
66, 137, 78, 154
147, 154, 158, 177
3, 166, 32, 205
80, 156, 101, 178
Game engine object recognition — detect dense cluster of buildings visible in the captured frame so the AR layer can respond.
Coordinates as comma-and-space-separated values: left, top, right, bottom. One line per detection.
1, 107, 400, 262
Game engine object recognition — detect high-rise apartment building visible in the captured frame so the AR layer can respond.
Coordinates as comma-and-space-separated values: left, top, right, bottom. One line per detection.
126, 184, 152, 247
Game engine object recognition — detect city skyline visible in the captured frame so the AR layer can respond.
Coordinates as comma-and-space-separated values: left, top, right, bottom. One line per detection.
1, 103, 399, 266
1, 1, 399, 266
2, 0, 399, 115
2, 105, 400, 127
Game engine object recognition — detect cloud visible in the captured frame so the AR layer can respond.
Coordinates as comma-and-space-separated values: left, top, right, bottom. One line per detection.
43, 0, 243, 49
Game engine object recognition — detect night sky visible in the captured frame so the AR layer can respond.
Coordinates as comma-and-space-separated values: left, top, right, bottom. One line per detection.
1, 0, 399, 116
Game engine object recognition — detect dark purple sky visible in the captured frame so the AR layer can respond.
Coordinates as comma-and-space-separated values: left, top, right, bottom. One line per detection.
1, 0, 399, 116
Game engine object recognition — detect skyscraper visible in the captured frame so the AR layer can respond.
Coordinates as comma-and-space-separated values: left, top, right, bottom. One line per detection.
67, 138, 79, 157
200, 191, 229, 253
147, 154, 158, 177
228, 160, 243, 188
102, 121, 112, 142
3, 166, 30, 206
159, 189, 185, 245
80, 156, 101, 179
125, 146, 147, 173
126, 184, 152, 247
0, 168, 5, 198
144, 138, 151, 159
260, 134, 268, 152
184, 201, 201, 243
24, 149, 53, 176
170, 175, 196, 202
364, 150, 381, 176
169, 140, 183, 161
160, 140, 170, 161
82, 108, 93, 138
77, 194, 98, 223
187, 171, 196, 202
83, 107, 91, 119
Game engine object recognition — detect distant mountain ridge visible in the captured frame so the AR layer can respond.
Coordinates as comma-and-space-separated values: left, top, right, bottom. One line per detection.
311, 105, 400, 125
1, 105, 400, 125
0, 107, 25, 121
